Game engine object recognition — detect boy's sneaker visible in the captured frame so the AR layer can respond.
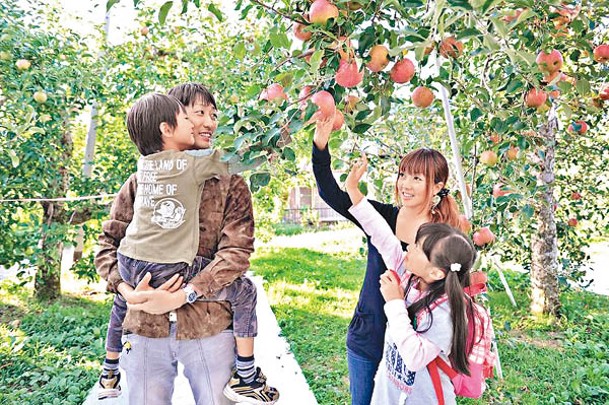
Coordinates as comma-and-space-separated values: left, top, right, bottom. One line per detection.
98, 369, 122, 400
223, 367, 280, 405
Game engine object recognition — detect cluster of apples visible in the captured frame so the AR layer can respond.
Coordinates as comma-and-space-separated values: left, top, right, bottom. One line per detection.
263, 0, 472, 131
13, 58, 48, 104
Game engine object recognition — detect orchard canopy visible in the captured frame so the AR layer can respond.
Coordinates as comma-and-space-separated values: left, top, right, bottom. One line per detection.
0, 0, 607, 314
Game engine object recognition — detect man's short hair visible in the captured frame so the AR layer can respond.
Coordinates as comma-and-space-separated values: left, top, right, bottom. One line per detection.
168, 83, 217, 109
126, 93, 185, 156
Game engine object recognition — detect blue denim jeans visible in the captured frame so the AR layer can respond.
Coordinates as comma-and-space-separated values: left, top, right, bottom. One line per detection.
347, 347, 379, 405
104, 252, 257, 352
120, 326, 235, 405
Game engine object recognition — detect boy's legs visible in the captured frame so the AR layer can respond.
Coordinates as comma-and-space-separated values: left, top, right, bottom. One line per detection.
199, 276, 279, 404
98, 293, 128, 399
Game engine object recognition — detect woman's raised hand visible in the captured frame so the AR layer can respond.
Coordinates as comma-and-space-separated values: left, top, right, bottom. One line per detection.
313, 112, 335, 150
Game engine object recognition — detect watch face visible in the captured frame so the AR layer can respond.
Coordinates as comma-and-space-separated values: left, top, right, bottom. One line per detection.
187, 291, 197, 303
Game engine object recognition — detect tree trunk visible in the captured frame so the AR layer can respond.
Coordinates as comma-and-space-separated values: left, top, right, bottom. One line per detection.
530, 107, 561, 316
34, 202, 63, 301
34, 124, 73, 301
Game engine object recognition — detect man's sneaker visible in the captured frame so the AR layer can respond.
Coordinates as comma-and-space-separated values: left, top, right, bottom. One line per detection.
223, 367, 280, 405
98, 369, 122, 400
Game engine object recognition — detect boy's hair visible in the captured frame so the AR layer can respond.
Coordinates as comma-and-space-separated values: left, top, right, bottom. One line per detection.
394, 148, 465, 232
126, 93, 185, 156
168, 83, 217, 109
406, 222, 477, 375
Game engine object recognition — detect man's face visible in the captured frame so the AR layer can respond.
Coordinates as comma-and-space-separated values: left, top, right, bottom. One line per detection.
184, 99, 218, 150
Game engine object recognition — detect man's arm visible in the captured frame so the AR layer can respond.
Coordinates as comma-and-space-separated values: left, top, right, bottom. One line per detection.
188, 174, 255, 298
95, 174, 137, 293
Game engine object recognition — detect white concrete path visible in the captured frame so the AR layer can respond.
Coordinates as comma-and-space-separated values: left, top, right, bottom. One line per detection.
82, 274, 318, 405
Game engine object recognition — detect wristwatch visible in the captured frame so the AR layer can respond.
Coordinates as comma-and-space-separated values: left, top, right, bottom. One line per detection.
183, 284, 198, 304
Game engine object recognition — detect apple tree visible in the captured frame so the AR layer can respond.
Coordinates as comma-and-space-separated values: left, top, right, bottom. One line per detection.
127, 0, 609, 317
0, 0, 103, 300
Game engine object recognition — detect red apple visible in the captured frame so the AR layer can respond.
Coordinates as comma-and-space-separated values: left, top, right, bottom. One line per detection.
309, 0, 339, 24
411, 86, 434, 108
311, 90, 336, 119
567, 120, 588, 134
473, 227, 495, 246
480, 150, 498, 167
536, 50, 563, 74
439, 36, 464, 58
15, 59, 31, 70
389, 58, 415, 83
260, 83, 288, 103
505, 145, 519, 161
599, 85, 609, 101
294, 20, 312, 41
366, 45, 390, 72
593, 44, 609, 63
335, 58, 363, 88
140, 26, 149, 36
525, 88, 547, 108
567, 218, 578, 227
332, 110, 344, 131
571, 192, 582, 200
489, 133, 500, 144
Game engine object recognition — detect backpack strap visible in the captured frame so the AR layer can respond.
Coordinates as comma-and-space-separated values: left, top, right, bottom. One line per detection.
427, 358, 445, 405
428, 356, 460, 405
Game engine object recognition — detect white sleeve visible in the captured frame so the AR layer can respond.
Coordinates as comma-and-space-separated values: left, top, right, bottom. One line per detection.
384, 300, 451, 371
348, 198, 405, 272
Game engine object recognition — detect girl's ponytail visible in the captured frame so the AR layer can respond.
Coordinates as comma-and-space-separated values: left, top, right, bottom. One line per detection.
432, 193, 464, 232
409, 223, 477, 375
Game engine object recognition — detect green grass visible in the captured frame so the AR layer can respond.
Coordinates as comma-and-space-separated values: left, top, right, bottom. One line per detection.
1, 245, 608, 404
251, 247, 609, 405
0, 283, 110, 404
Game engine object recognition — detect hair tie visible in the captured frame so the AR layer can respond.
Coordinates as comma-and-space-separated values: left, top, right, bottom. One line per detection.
437, 188, 450, 199
450, 263, 461, 272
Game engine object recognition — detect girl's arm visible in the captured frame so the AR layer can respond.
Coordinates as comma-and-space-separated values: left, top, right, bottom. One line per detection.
384, 299, 448, 371
345, 155, 404, 272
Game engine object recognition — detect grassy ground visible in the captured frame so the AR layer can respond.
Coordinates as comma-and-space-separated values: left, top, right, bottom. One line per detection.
1, 232, 608, 404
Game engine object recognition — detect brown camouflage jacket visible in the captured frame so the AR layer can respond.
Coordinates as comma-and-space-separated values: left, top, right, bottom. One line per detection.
95, 172, 255, 339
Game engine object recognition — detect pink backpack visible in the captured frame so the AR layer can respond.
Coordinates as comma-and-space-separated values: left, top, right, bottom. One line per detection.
424, 274, 496, 404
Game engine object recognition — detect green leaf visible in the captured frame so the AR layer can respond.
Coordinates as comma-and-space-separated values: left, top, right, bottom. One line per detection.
281, 147, 296, 161
250, 172, 271, 191
233, 41, 246, 60
470, 107, 483, 121
106, 0, 120, 12
506, 79, 523, 94
522, 204, 534, 219
575, 78, 590, 96
457, 28, 483, 40
353, 123, 372, 134
8, 150, 19, 168
309, 49, 324, 72
269, 29, 290, 50
207, 4, 224, 22
158, 1, 173, 24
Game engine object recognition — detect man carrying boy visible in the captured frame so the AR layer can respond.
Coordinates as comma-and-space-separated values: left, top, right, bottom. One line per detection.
96, 87, 278, 404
